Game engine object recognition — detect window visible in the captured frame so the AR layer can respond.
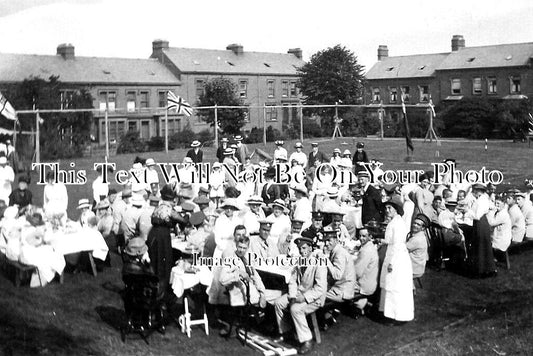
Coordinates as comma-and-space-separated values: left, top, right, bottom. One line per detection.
510, 76, 521, 94
267, 80, 275, 98
265, 104, 278, 121
126, 91, 136, 112
101, 119, 126, 143
401, 86, 410, 102
389, 87, 398, 103
290, 81, 297, 97
195, 79, 205, 100
128, 121, 137, 132
372, 88, 381, 103
99, 91, 116, 112
451, 79, 461, 95
472, 77, 482, 95
60, 90, 75, 110
487, 77, 497, 94
419, 85, 429, 102
281, 80, 289, 97
242, 106, 250, 122
160, 118, 180, 136
239, 80, 248, 98
139, 91, 149, 110
158, 91, 167, 108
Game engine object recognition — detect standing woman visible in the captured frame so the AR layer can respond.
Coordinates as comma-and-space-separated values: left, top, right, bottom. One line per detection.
379, 196, 414, 323
468, 183, 497, 277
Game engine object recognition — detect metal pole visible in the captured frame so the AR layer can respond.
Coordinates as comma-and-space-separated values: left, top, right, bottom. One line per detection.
332, 102, 339, 139
379, 109, 384, 140
299, 104, 303, 143
35, 111, 40, 164
214, 104, 219, 148
105, 109, 109, 159
165, 109, 169, 154
263, 104, 267, 146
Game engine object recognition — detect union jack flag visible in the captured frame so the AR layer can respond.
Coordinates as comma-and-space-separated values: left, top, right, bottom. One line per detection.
167, 91, 193, 117
0, 91, 16, 121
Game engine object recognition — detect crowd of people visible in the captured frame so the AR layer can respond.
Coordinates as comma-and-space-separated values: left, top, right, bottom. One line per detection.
1, 136, 532, 353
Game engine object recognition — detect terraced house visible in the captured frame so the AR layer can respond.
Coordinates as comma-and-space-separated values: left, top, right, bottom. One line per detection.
366, 35, 533, 108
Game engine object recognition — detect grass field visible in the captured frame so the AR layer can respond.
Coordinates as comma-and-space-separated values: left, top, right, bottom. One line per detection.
1, 137, 533, 356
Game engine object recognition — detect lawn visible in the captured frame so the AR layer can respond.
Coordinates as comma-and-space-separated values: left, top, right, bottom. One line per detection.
1, 137, 533, 356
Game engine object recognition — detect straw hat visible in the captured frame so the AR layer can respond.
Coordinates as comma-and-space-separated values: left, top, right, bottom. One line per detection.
384, 196, 404, 216
125, 237, 148, 257
77, 198, 91, 210
191, 140, 201, 148
220, 198, 240, 210
269, 199, 286, 211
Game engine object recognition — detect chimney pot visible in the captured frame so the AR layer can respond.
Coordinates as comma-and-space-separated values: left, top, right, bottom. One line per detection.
57, 43, 75, 60
377, 45, 389, 61
226, 43, 244, 55
288, 48, 303, 60
451, 35, 465, 51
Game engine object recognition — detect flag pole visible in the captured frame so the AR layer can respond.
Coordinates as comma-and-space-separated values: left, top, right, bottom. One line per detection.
105, 109, 109, 159
35, 111, 40, 164
165, 108, 169, 154
263, 104, 267, 146
214, 104, 218, 148
299, 103, 303, 143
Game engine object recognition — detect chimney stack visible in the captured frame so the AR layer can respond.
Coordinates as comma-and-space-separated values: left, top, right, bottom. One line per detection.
57, 43, 75, 60
288, 48, 303, 60
451, 35, 465, 51
226, 43, 244, 55
377, 45, 389, 61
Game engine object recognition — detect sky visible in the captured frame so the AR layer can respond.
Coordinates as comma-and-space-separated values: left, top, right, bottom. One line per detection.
0, 0, 532, 71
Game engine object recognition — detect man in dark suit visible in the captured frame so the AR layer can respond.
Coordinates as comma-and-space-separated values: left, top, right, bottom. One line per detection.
186, 140, 203, 164
308, 142, 328, 168
358, 171, 383, 224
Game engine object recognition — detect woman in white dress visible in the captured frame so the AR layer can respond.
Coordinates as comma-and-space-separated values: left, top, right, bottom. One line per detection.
379, 196, 414, 322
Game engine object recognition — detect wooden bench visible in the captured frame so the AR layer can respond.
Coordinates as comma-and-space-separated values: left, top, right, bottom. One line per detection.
1, 252, 64, 287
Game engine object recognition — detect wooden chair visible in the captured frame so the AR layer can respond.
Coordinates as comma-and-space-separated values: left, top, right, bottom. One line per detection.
309, 311, 321, 344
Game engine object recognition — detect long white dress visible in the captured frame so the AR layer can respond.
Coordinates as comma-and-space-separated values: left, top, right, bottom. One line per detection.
379, 214, 414, 321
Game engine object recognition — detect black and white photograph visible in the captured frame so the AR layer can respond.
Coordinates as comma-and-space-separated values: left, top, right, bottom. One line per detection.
0, 0, 533, 355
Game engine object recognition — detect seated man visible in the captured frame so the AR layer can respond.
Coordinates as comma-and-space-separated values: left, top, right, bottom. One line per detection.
406, 214, 430, 279
301, 212, 324, 249
277, 219, 303, 256
324, 227, 355, 302
323, 208, 350, 245
217, 232, 267, 336
353, 228, 379, 314
274, 236, 327, 355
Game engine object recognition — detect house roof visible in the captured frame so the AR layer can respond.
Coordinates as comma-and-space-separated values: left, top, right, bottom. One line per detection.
161, 47, 305, 75
366, 53, 448, 80
0, 53, 180, 85
436, 42, 533, 70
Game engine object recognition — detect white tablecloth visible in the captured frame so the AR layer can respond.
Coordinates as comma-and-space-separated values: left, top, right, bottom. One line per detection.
47, 228, 109, 261
170, 265, 212, 298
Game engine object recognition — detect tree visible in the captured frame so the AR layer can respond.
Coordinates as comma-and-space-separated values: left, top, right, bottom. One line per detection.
297, 45, 365, 133
2, 75, 94, 159
197, 78, 246, 135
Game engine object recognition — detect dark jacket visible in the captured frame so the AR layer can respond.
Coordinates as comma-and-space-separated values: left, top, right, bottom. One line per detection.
308, 150, 328, 168
352, 150, 369, 172
361, 184, 383, 224
186, 149, 203, 164
9, 189, 32, 208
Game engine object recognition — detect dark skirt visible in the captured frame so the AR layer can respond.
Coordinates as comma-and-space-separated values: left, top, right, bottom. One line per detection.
467, 215, 496, 276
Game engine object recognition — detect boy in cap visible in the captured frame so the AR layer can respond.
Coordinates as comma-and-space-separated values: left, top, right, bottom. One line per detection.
308, 142, 327, 168
274, 235, 327, 355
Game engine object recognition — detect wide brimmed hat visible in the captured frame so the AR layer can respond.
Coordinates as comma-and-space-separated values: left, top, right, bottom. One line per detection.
275, 140, 284, 146
96, 199, 110, 210
269, 199, 286, 210
444, 199, 458, 207
234, 135, 243, 141
294, 142, 303, 148
384, 196, 404, 216
246, 195, 264, 206
333, 148, 341, 154
77, 198, 91, 210
131, 195, 145, 207
199, 186, 209, 195
343, 149, 351, 156
223, 148, 235, 155
292, 185, 308, 197
160, 184, 176, 200
145, 158, 156, 166
327, 187, 339, 198
221, 198, 240, 210
193, 196, 210, 205
311, 142, 318, 147
125, 237, 148, 257
221, 137, 229, 143
472, 183, 487, 191
356, 142, 364, 148
191, 140, 201, 148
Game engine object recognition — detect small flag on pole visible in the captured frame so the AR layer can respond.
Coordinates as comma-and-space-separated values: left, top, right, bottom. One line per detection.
167, 91, 193, 117
0, 91, 16, 121
401, 94, 414, 152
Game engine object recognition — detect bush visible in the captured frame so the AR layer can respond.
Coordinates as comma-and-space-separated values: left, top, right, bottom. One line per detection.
266, 126, 282, 142
169, 124, 195, 149
117, 130, 146, 154
196, 129, 214, 146
147, 136, 165, 151
245, 127, 263, 144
